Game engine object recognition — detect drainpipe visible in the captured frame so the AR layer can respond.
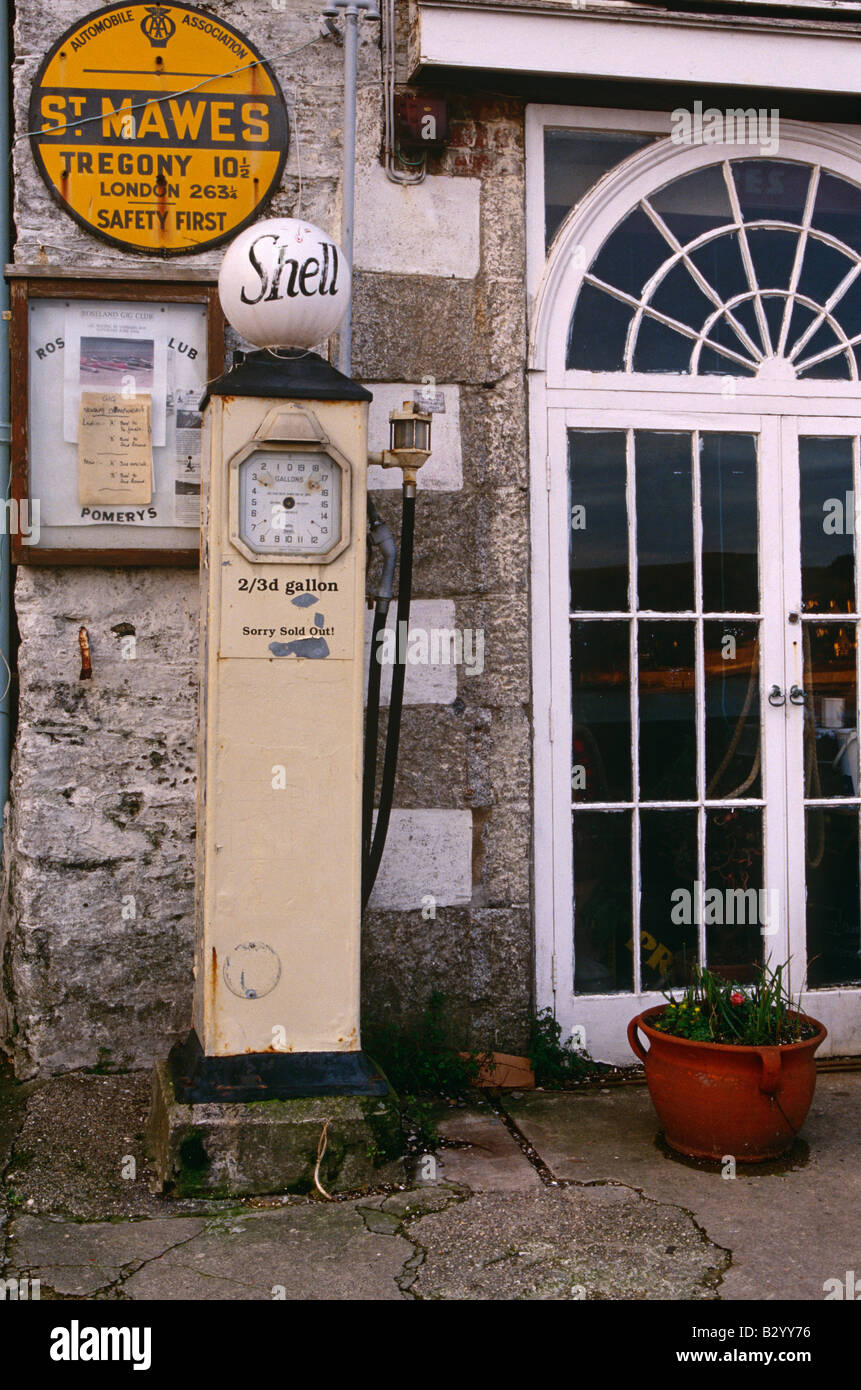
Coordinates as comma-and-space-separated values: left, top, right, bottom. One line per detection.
323, 1, 380, 376
0, 0, 12, 860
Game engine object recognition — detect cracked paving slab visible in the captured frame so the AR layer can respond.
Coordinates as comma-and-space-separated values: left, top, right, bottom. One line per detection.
123, 1204, 416, 1300
7, 1203, 416, 1301
4, 1177, 723, 1301
404, 1186, 726, 1300
434, 1109, 542, 1191
7, 1214, 209, 1297
501, 1074, 861, 1301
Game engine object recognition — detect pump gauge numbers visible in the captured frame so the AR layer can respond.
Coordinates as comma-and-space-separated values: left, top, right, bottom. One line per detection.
235, 448, 345, 560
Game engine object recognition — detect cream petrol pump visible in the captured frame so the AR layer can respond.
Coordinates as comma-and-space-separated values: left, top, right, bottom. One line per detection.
167, 219, 392, 1106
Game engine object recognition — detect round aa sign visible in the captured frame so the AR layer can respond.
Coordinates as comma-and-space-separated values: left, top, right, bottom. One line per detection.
29, 2, 289, 255
219, 219, 350, 349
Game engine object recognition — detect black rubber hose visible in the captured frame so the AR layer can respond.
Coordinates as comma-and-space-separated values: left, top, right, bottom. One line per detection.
362, 600, 388, 863
362, 500, 397, 864
363, 488, 415, 910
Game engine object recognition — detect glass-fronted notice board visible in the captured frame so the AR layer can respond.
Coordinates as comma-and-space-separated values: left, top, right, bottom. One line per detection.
8, 272, 224, 564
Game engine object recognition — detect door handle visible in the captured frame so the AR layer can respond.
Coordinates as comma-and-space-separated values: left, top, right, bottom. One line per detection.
789, 684, 806, 705
768, 685, 785, 706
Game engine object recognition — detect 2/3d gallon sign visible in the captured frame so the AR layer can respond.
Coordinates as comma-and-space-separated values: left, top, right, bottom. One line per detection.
29, 3, 289, 255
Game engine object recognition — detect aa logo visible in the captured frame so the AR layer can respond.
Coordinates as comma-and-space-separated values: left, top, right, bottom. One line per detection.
141, 5, 176, 47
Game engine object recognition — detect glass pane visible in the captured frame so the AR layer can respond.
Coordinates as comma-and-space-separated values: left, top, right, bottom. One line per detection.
799, 437, 856, 614
544, 129, 654, 250
650, 261, 714, 331
632, 315, 692, 374
731, 159, 810, 224
568, 431, 628, 611
648, 165, 732, 245
725, 298, 764, 354
805, 807, 861, 988
704, 622, 761, 800
761, 294, 786, 352
590, 206, 671, 298
802, 622, 858, 798
639, 809, 698, 990
567, 283, 633, 371
689, 232, 749, 304
700, 433, 759, 613
812, 171, 861, 258
638, 620, 696, 800
706, 313, 758, 365
573, 811, 632, 993
796, 237, 855, 307
571, 621, 631, 803
705, 808, 764, 979
636, 433, 693, 610
747, 229, 799, 292
796, 328, 852, 381
699, 338, 757, 377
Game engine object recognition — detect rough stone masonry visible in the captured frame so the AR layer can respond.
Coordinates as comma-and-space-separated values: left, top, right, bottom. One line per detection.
0, 0, 534, 1076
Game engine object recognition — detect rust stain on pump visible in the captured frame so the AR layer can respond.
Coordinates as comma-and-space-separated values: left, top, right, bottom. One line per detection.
209, 947, 218, 1030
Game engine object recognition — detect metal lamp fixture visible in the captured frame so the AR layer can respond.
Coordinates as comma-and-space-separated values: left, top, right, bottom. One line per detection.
380, 401, 432, 490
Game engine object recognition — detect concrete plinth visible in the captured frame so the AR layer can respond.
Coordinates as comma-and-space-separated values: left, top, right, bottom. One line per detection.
146, 1061, 404, 1197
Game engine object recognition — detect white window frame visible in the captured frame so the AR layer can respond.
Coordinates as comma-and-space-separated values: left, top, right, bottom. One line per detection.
527, 107, 861, 1061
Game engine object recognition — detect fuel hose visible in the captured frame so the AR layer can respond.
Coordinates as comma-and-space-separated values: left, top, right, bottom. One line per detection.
362, 487, 415, 909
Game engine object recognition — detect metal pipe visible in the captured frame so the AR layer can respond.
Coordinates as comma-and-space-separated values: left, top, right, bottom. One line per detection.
0, 0, 12, 860
382, 0, 425, 185
324, 1, 379, 375
338, 5, 358, 375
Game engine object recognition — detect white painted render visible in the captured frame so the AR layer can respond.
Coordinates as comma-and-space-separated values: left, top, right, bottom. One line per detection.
363, 599, 461, 706
368, 809, 473, 910
354, 165, 481, 278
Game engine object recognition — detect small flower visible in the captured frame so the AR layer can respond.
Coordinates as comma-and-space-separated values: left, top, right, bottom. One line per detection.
730, 991, 745, 1006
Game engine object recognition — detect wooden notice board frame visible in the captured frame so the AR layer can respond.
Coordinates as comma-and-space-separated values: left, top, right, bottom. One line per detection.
7, 265, 225, 566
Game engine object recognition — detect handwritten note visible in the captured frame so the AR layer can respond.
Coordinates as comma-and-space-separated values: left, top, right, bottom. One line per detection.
77, 392, 153, 506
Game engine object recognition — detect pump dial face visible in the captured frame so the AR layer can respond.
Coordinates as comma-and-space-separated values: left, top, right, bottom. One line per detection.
238, 448, 342, 556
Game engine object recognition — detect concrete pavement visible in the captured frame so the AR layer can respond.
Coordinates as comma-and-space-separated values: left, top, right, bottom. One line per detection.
1, 1065, 858, 1300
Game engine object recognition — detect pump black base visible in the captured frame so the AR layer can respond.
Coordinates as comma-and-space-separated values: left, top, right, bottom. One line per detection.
168, 1030, 390, 1104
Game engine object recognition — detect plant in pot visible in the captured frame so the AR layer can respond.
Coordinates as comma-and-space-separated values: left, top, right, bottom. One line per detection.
628, 961, 826, 1162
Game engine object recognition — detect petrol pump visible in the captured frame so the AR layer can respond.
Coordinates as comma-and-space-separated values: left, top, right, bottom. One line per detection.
148, 219, 430, 1193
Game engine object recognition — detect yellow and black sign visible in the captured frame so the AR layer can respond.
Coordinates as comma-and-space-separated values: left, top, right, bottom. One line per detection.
29, 2, 289, 255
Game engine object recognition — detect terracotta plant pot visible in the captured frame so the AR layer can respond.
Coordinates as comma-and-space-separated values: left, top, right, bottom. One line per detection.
628, 1005, 827, 1162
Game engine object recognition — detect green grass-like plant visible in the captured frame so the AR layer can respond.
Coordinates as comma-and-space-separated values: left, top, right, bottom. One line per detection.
528, 1008, 593, 1084
364, 991, 482, 1150
650, 960, 816, 1046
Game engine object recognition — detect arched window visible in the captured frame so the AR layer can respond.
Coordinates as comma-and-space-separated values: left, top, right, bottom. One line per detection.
567, 159, 861, 380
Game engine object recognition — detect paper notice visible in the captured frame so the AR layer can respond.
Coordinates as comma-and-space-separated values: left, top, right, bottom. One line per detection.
77, 392, 153, 506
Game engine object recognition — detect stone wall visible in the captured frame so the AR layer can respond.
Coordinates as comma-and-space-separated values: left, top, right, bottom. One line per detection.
0, 0, 533, 1076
